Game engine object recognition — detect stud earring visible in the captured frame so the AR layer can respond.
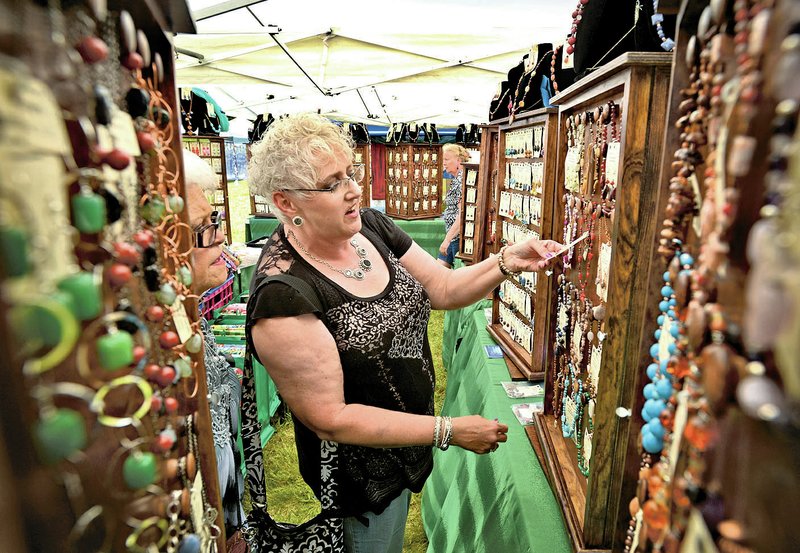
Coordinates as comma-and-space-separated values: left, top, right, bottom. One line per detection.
292, 216, 303, 227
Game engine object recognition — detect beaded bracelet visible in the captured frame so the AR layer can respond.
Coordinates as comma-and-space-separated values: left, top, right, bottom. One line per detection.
497, 246, 521, 277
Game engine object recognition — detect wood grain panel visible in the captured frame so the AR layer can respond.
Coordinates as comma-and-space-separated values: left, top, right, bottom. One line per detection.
535, 53, 673, 551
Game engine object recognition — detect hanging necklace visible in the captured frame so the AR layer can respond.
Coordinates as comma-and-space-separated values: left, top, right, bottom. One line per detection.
550, 45, 562, 95
511, 49, 555, 117
566, 0, 588, 56
489, 88, 511, 120
287, 229, 373, 281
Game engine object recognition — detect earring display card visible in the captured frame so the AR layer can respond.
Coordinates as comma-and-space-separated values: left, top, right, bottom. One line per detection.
501, 381, 545, 399
487, 108, 559, 381
511, 402, 544, 425
530, 52, 672, 552
385, 144, 443, 220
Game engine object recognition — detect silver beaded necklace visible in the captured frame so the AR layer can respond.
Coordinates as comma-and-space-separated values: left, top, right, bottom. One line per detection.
287, 229, 373, 280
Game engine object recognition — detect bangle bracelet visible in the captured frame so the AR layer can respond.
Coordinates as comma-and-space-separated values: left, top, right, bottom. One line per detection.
439, 416, 453, 451
433, 416, 442, 448
497, 246, 520, 277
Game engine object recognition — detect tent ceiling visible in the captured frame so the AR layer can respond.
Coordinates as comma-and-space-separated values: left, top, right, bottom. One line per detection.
176, 0, 572, 132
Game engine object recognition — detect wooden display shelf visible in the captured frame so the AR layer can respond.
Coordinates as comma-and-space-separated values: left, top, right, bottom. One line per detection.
353, 143, 372, 209
609, 3, 799, 552
467, 123, 500, 264
533, 52, 672, 552
384, 144, 442, 220
183, 134, 232, 243
247, 143, 276, 218
505, 156, 545, 163
456, 162, 480, 262
0, 2, 224, 551
487, 323, 543, 381
489, 108, 559, 380
531, 414, 608, 553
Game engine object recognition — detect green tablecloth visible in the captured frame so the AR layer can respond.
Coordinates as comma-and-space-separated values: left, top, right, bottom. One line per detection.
245, 215, 445, 259
239, 264, 256, 295
422, 308, 571, 553
245, 216, 280, 242
392, 217, 445, 259
442, 297, 490, 371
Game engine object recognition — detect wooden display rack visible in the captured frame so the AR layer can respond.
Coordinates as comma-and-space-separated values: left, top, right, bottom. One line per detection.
480, 123, 502, 262
456, 123, 501, 264
183, 135, 233, 242
529, 52, 672, 552
0, 1, 226, 551
486, 108, 559, 380
385, 143, 443, 220
250, 193, 275, 217
247, 143, 275, 218
455, 162, 479, 261
353, 143, 372, 209
613, 3, 800, 552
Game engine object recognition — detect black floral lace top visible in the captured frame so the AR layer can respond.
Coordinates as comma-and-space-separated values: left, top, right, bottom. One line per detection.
247, 209, 434, 516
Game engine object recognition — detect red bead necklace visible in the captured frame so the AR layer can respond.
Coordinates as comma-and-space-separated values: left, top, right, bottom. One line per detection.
566, 0, 590, 56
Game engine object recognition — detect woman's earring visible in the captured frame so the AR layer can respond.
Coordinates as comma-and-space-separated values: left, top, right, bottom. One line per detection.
292, 216, 303, 227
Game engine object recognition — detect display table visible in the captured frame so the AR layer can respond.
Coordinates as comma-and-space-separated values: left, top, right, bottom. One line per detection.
245, 215, 446, 259
442, 297, 490, 371
245, 216, 280, 242
422, 307, 571, 553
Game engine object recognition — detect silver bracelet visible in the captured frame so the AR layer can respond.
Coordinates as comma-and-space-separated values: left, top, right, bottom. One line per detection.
433, 415, 442, 448
439, 416, 453, 451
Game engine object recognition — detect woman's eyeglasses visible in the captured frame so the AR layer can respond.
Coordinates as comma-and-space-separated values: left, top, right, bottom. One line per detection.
193, 211, 221, 248
283, 164, 365, 194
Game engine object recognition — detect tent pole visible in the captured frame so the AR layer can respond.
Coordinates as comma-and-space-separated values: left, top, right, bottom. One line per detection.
355, 89, 377, 120
193, 0, 268, 21
372, 87, 392, 124
268, 32, 330, 97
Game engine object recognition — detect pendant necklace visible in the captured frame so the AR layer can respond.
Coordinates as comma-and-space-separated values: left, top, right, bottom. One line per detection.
287, 229, 373, 281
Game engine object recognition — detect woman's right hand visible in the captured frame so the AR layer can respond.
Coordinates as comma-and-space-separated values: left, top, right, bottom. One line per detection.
451, 415, 509, 454
439, 240, 449, 255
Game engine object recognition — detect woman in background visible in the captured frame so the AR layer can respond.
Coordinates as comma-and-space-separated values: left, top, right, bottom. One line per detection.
438, 143, 471, 268
184, 151, 245, 535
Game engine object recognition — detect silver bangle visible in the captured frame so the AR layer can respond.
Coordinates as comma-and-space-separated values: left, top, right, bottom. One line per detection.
433, 416, 442, 448
439, 416, 453, 451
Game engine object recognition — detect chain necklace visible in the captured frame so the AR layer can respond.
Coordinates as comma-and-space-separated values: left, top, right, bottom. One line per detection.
287, 229, 373, 281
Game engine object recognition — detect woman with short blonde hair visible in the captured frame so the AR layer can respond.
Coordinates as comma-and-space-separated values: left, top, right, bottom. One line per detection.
246, 114, 561, 552
439, 143, 471, 267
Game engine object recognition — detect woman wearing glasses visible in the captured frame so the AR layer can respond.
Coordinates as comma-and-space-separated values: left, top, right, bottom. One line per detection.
246, 113, 561, 553
184, 151, 245, 538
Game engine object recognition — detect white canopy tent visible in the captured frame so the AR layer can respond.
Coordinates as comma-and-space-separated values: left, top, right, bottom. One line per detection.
175, 0, 572, 135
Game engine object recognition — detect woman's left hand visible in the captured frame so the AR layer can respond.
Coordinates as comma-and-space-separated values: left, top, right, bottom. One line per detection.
505, 239, 563, 272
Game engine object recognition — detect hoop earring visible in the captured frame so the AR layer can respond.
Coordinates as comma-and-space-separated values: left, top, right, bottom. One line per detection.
292, 216, 303, 227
